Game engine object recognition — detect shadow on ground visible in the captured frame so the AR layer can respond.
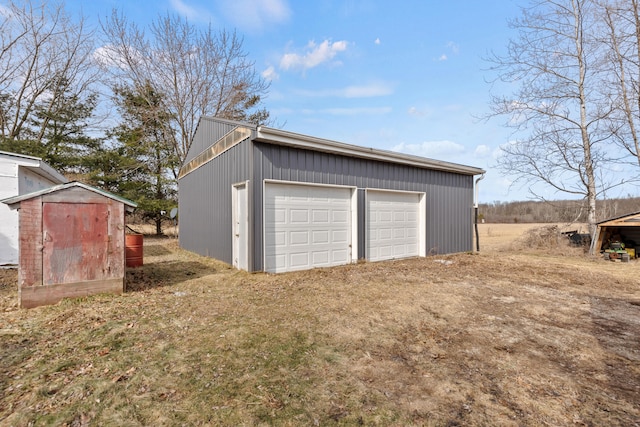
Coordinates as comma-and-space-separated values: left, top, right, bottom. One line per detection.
590, 296, 640, 407
125, 260, 220, 292
142, 244, 173, 257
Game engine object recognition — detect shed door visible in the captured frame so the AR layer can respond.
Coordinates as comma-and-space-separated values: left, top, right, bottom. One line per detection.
366, 190, 424, 262
42, 202, 109, 285
264, 182, 352, 273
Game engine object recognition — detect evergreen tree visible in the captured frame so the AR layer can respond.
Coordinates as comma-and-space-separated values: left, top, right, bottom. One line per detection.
99, 82, 179, 235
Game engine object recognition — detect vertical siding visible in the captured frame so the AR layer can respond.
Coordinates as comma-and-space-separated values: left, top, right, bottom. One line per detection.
179, 137, 252, 265
253, 142, 475, 271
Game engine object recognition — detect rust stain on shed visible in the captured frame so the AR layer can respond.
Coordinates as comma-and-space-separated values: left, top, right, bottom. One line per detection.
42, 202, 110, 285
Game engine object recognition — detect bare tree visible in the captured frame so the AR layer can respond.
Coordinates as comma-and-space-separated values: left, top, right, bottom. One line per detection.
601, 0, 640, 167
0, 0, 99, 142
487, 0, 622, 235
99, 11, 269, 165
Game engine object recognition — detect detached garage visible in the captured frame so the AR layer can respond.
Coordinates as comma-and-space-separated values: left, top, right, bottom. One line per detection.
178, 117, 484, 273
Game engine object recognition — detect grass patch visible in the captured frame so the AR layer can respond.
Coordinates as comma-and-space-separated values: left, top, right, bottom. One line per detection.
1, 231, 640, 425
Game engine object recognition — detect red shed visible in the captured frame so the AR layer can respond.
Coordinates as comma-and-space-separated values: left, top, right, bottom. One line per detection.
2, 182, 137, 308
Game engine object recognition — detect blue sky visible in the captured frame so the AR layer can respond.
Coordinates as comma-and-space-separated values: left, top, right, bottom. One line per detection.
68, 0, 530, 203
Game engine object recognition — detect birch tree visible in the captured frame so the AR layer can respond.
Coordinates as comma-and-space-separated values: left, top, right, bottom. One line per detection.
602, 0, 640, 168
488, 0, 618, 235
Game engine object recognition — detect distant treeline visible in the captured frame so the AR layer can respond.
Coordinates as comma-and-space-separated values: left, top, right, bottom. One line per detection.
479, 197, 640, 224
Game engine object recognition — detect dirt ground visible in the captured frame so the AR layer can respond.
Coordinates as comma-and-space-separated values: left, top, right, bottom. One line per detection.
1, 224, 639, 426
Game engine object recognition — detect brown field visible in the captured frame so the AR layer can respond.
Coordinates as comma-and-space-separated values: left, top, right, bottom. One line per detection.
1, 223, 639, 426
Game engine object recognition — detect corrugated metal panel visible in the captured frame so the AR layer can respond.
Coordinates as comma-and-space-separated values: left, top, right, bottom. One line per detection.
253, 142, 474, 270
179, 132, 253, 266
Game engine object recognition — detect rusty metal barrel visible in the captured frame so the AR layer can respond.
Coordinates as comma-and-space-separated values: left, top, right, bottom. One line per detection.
125, 233, 144, 267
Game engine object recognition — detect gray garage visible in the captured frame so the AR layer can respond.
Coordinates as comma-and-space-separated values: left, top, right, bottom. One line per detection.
178, 117, 484, 273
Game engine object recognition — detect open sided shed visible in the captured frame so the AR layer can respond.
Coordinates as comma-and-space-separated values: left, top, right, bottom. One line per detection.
2, 182, 136, 308
590, 211, 640, 256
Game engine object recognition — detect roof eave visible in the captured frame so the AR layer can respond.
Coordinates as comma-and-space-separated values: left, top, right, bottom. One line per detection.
0, 150, 68, 184
24, 162, 68, 184
256, 126, 484, 176
1, 181, 137, 210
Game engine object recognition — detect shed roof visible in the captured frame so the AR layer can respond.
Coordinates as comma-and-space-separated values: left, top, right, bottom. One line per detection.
596, 211, 640, 226
0, 150, 68, 184
1, 181, 137, 210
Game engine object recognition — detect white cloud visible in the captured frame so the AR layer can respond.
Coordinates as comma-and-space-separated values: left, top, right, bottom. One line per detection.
474, 145, 491, 158
294, 81, 393, 98
446, 41, 460, 54
407, 106, 431, 117
217, 0, 290, 31
436, 41, 460, 62
93, 44, 142, 70
262, 65, 279, 81
374, 38, 381, 45
170, 0, 215, 23
391, 140, 465, 159
280, 39, 348, 71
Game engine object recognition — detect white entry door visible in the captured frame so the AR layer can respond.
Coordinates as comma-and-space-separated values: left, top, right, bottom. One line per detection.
366, 190, 425, 262
233, 182, 248, 270
264, 182, 354, 273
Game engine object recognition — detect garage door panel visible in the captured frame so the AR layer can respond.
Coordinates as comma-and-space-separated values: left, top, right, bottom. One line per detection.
290, 231, 309, 245
331, 210, 349, 222
275, 232, 287, 246
290, 252, 310, 267
265, 183, 352, 273
332, 248, 349, 261
312, 251, 329, 265
312, 230, 329, 243
290, 209, 309, 223
379, 228, 392, 240
271, 208, 286, 223
367, 191, 422, 262
313, 209, 329, 223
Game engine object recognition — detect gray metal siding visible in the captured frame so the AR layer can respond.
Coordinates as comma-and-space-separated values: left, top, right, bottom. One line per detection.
252, 142, 474, 271
179, 139, 252, 265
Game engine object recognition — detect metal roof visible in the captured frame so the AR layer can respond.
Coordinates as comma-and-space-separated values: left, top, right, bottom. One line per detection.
1, 181, 137, 210
190, 117, 485, 176
255, 126, 485, 176
0, 150, 68, 184
596, 210, 640, 225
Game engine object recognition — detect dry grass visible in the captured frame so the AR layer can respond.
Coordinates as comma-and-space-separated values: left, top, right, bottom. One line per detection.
1, 226, 639, 426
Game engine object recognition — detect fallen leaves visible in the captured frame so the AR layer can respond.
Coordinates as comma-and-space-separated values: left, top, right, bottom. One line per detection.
111, 366, 136, 383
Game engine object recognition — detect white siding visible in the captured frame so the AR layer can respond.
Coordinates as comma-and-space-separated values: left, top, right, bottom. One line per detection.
0, 157, 64, 265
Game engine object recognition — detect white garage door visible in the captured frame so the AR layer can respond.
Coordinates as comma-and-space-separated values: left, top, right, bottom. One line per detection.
367, 190, 424, 262
264, 182, 353, 273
